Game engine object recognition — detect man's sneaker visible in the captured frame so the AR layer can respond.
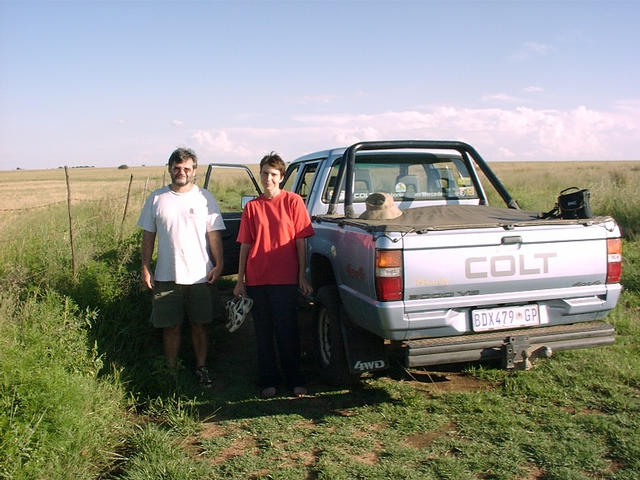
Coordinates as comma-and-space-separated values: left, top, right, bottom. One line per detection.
195, 366, 213, 388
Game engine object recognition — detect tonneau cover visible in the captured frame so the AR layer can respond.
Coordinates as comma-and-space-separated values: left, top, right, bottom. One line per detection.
314, 205, 609, 233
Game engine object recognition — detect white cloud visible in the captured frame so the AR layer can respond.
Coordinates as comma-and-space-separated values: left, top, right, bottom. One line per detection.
525, 41, 552, 55
511, 41, 554, 61
613, 99, 640, 114
296, 94, 339, 105
332, 127, 380, 146
192, 130, 253, 158
187, 103, 640, 162
172, 120, 184, 127
498, 147, 516, 158
481, 93, 530, 103
481, 87, 544, 105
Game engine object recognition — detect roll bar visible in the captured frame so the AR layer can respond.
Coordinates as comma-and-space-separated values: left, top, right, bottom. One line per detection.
326, 140, 518, 218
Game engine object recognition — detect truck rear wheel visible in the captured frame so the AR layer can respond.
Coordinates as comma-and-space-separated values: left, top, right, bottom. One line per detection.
314, 286, 361, 386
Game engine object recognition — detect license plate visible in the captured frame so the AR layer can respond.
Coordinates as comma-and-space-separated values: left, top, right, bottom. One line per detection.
471, 305, 540, 332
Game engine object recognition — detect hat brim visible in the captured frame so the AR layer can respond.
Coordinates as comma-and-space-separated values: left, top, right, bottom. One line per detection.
359, 205, 403, 220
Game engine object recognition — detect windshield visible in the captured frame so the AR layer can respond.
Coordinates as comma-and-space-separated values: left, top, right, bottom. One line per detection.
322, 152, 478, 203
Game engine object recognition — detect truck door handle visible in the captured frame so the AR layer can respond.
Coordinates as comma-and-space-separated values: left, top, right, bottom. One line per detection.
501, 236, 522, 245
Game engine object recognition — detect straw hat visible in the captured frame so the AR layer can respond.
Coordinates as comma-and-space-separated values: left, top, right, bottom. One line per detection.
359, 192, 403, 220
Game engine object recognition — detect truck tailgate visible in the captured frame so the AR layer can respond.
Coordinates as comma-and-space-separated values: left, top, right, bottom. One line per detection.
403, 223, 610, 301
384, 218, 622, 342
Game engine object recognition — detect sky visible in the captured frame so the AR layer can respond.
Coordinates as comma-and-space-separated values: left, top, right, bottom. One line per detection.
1, 0, 639, 170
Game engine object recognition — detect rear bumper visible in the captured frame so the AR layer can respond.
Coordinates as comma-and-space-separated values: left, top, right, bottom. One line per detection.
341, 284, 622, 341
403, 321, 614, 367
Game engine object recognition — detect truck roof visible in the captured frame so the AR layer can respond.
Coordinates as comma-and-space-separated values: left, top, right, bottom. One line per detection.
291, 147, 465, 164
291, 147, 346, 163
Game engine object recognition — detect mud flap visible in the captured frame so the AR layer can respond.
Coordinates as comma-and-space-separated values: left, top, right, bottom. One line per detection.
340, 319, 388, 375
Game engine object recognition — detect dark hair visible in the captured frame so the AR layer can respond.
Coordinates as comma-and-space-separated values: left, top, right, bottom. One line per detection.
168, 147, 198, 169
259, 151, 285, 176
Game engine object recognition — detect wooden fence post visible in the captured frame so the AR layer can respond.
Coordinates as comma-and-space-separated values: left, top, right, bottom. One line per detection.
142, 176, 149, 206
119, 174, 134, 244
64, 166, 76, 280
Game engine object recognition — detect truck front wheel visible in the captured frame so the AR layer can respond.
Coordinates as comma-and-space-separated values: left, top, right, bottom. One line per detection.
314, 286, 361, 386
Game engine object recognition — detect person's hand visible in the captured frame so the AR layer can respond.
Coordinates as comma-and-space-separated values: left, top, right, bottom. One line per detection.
207, 265, 222, 284
141, 266, 154, 290
233, 280, 247, 298
299, 276, 313, 297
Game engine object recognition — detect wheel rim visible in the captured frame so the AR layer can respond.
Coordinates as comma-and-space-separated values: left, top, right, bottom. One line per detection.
318, 307, 332, 366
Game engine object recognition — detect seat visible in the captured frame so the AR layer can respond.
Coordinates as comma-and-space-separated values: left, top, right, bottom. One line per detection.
354, 169, 372, 194
396, 175, 419, 196
426, 168, 443, 195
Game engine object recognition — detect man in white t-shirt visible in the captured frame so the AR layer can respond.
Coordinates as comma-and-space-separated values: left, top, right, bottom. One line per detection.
138, 147, 225, 387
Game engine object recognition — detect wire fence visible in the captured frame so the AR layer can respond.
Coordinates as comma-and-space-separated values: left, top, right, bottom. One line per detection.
0, 176, 163, 212
0, 170, 165, 272
0, 200, 69, 212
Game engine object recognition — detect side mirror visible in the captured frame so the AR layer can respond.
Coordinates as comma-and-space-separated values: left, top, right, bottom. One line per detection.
241, 195, 257, 209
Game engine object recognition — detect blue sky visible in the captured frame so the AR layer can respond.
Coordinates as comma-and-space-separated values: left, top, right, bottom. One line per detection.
1, 0, 639, 170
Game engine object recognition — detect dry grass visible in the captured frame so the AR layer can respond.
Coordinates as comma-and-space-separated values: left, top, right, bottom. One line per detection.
1, 160, 637, 233
0, 167, 164, 211
2, 161, 636, 210
0, 164, 260, 212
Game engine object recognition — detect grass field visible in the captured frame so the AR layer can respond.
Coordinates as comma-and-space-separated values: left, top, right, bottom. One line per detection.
1, 160, 639, 479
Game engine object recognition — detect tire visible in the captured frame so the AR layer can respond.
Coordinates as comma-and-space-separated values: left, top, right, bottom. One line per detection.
313, 286, 362, 386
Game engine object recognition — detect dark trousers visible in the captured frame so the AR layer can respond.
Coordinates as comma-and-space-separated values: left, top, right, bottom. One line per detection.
247, 284, 304, 389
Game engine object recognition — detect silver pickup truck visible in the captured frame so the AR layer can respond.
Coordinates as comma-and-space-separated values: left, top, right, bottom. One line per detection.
205, 140, 623, 385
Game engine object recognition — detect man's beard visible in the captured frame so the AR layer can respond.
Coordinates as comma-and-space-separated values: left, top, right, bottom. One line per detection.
171, 173, 192, 186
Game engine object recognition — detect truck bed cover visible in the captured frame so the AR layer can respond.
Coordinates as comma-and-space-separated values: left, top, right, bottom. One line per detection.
315, 205, 613, 232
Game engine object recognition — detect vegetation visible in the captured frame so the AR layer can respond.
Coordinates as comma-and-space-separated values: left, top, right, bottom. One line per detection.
0, 161, 638, 479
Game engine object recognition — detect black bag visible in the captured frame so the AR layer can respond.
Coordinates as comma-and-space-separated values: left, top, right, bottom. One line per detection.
542, 187, 593, 219
558, 187, 592, 219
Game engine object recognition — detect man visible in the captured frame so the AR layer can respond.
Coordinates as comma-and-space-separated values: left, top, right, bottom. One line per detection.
138, 147, 225, 388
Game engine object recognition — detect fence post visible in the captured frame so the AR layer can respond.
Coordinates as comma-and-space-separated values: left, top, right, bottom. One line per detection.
142, 176, 149, 206
120, 174, 134, 244
64, 166, 77, 280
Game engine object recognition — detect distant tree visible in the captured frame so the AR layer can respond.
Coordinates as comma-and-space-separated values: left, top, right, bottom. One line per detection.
118, 164, 129, 170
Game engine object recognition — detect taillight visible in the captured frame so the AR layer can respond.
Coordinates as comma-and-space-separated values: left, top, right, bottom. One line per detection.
375, 250, 403, 301
606, 238, 622, 284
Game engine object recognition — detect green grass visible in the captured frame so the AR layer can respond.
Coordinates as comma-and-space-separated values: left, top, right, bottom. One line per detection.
485, 161, 640, 239
0, 288, 131, 479
208, 176, 259, 212
1, 161, 639, 479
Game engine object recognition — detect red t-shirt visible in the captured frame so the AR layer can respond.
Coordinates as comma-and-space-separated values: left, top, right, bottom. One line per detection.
237, 190, 314, 286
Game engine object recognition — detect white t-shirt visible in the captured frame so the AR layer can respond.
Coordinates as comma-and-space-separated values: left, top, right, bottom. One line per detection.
137, 185, 226, 285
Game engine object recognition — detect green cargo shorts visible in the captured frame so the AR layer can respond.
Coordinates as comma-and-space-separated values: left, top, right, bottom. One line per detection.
151, 281, 220, 328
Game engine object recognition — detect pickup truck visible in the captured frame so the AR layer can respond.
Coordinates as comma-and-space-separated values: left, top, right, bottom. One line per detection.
204, 140, 623, 385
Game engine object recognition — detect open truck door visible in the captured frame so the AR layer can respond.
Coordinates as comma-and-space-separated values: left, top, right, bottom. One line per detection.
203, 164, 261, 276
